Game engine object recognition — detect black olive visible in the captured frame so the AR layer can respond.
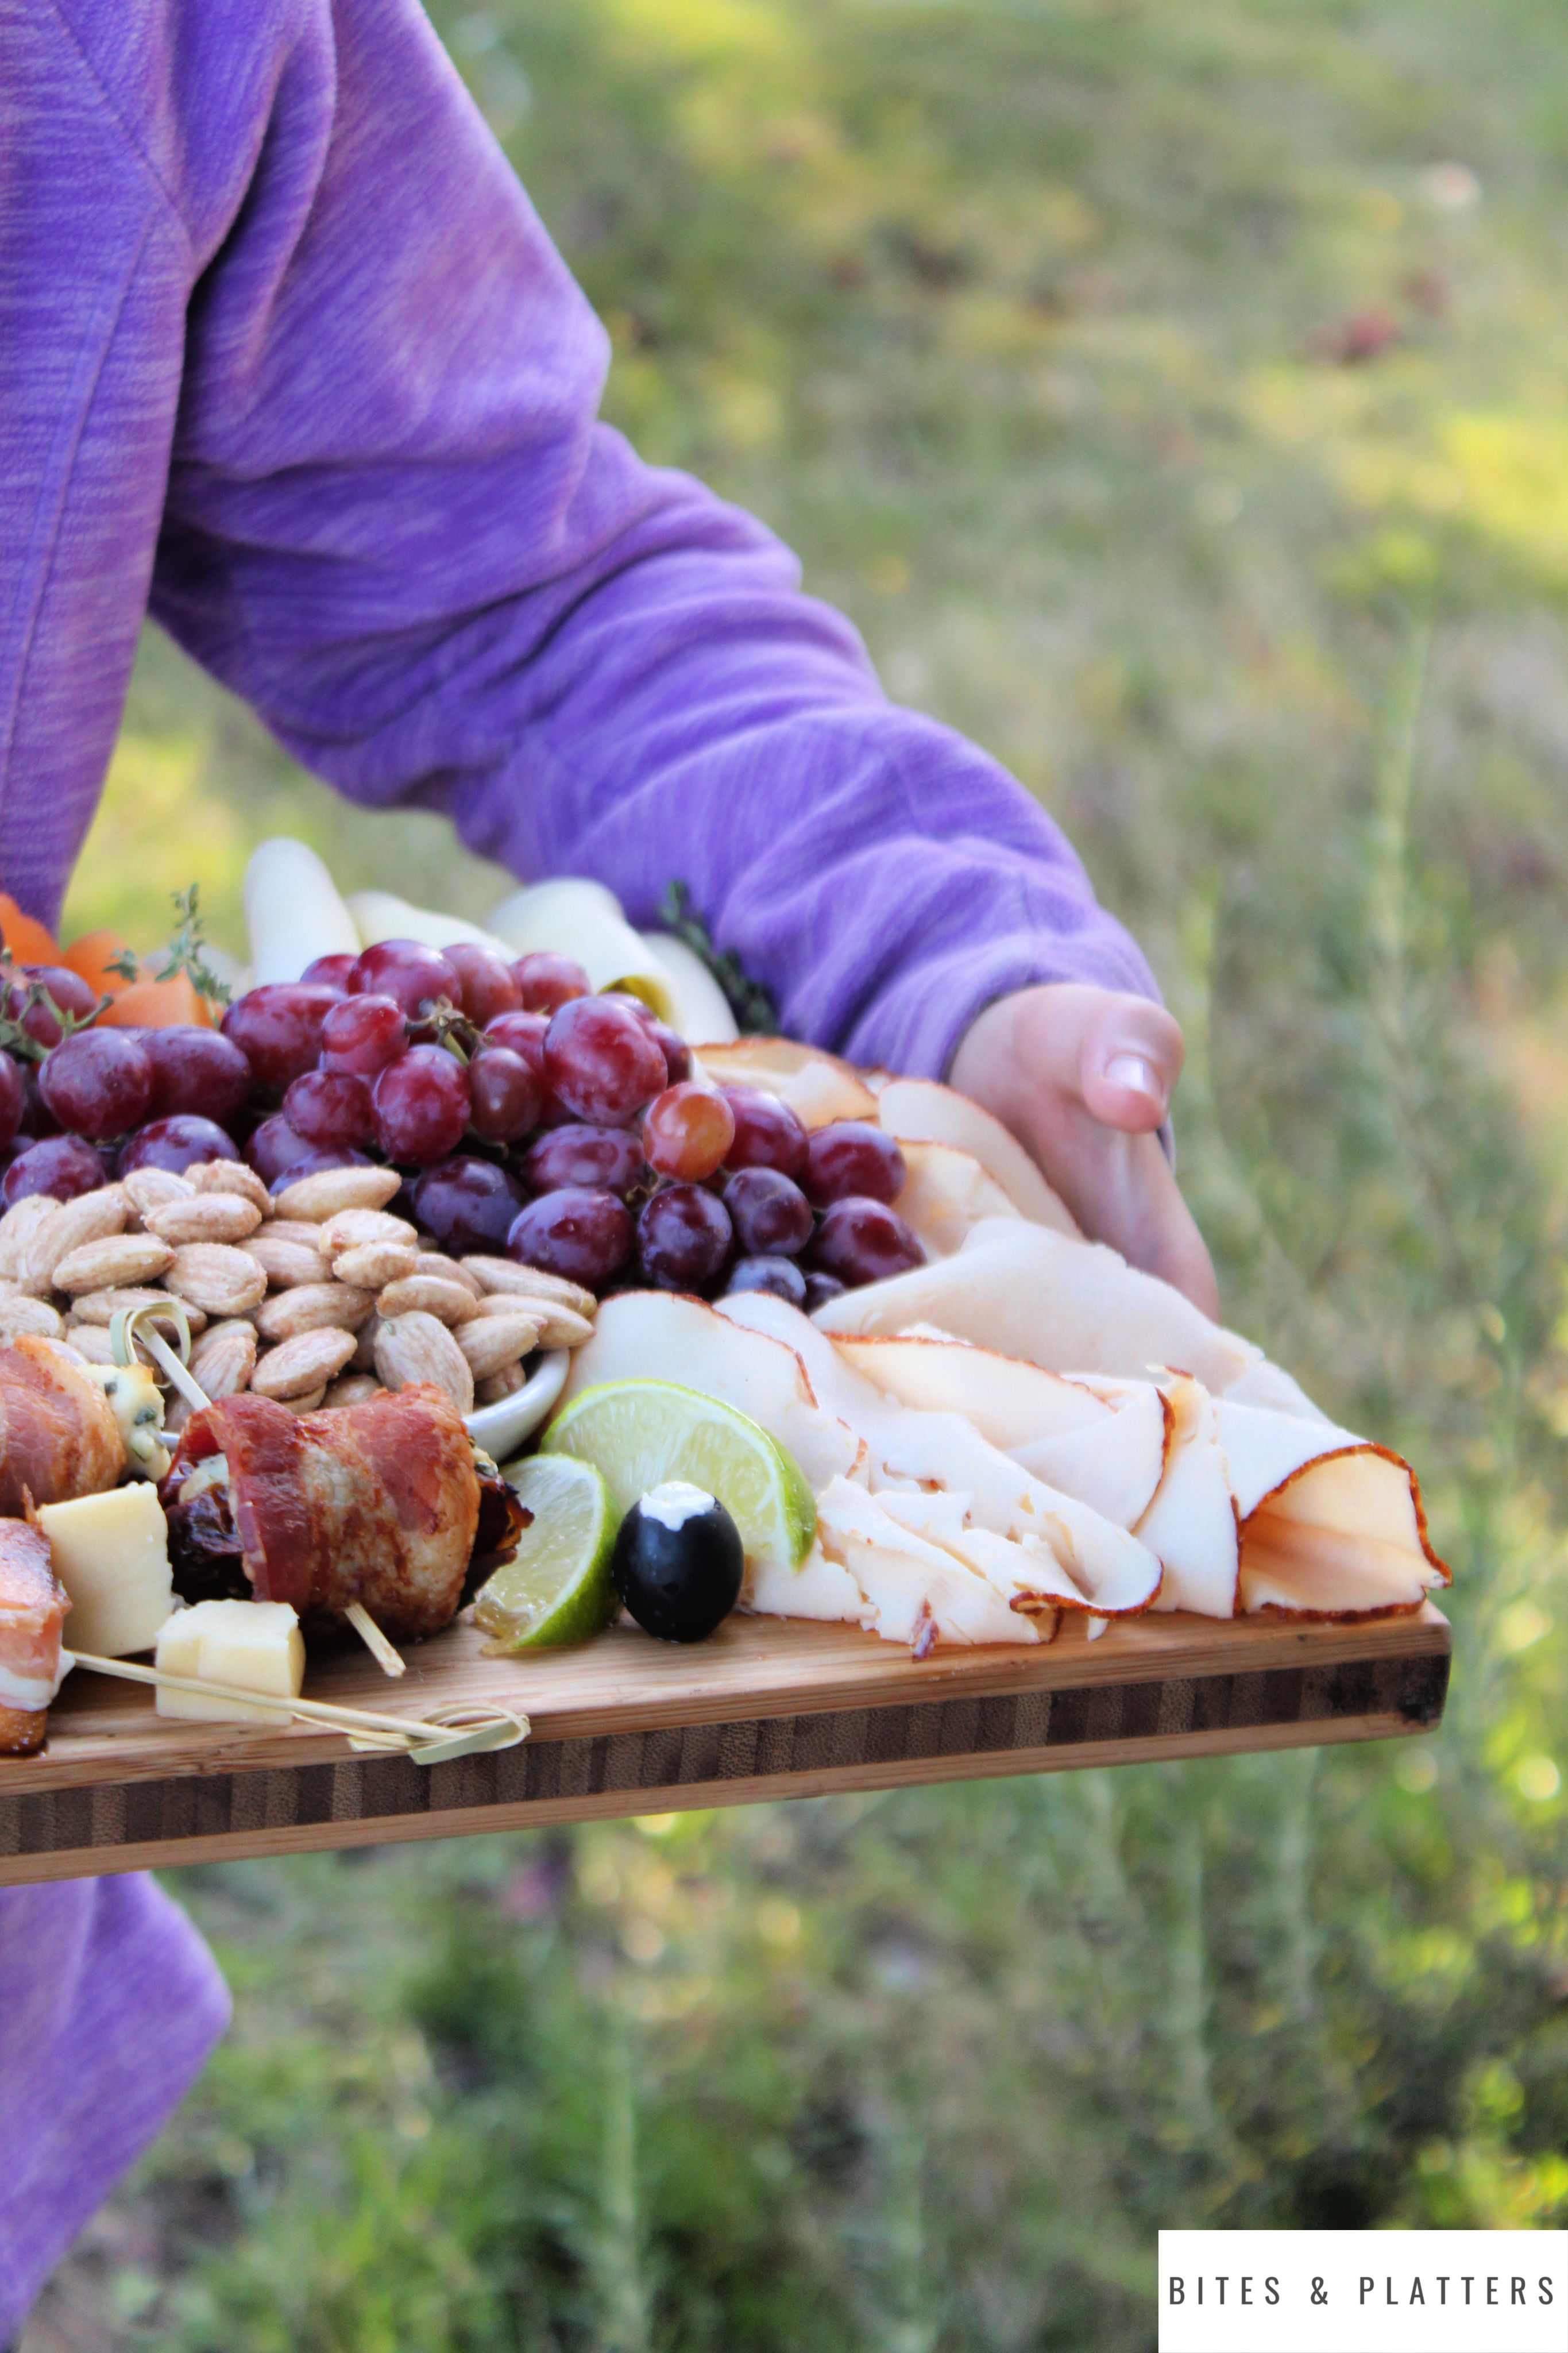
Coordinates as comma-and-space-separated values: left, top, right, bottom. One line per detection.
611, 1481, 744, 1643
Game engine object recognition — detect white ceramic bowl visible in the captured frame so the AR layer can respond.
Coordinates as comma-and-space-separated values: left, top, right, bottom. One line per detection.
464, 1348, 569, 1466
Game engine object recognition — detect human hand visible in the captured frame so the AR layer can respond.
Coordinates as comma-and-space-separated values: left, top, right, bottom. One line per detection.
948, 981, 1221, 1317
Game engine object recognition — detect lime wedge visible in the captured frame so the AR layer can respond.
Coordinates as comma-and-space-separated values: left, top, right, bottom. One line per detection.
542, 1380, 816, 1569
472, 1455, 620, 1652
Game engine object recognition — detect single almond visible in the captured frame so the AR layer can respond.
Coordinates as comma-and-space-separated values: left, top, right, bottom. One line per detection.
376, 1274, 477, 1326
460, 1257, 596, 1320
121, 1168, 195, 1221
57, 1318, 114, 1360
245, 1234, 335, 1290
164, 1243, 269, 1318
317, 1208, 419, 1257
474, 1363, 527, 1405
261, 1219, 337, 1251
274, 1166, 404, 1222
0, 1295, 64, 1341
68, 1287, 208, 1334
144, 1194, 263, 1247
455, 1312, 542, 1381
332, 1241, 418, 1290
53, 1233, 176, 1294
252, 1327, 358, 1401
21, 1186, 129, 1292
470, 1294, 593, 1351
188, 1319, 258, 1400
274, 1384, 329, 1415
255, 1283, 373, 1342
419, 1252, 484, 1298
0, 1195, 60, 1282
322, 1373, 384, 1409
186, 1160, 271, 1213
373, 1311, 474, 1414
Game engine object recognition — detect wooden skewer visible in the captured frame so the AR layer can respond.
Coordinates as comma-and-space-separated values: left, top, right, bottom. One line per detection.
345, 1603, 407, 1678
64, 1649, 527, 1754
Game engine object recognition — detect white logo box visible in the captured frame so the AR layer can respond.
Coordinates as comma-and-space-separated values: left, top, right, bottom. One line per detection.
1159, 2231, 1567, 2352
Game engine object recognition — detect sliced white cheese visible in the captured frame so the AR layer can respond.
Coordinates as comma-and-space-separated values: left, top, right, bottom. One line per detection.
37, 1484, 175, 1657
245, 839, 361, 984
156, 1599, 304, 1725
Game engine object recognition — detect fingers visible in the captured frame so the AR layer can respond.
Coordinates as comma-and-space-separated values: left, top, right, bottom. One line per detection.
949, 982, 1219, 1315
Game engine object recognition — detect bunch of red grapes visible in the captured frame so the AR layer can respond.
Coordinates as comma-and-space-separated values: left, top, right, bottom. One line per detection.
0, 942, 925, 1305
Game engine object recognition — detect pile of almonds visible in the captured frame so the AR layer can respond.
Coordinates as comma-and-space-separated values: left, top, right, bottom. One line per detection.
0, 1162, 594, 1425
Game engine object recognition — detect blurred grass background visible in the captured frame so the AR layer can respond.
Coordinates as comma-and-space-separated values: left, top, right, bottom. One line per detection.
27, 0, 1568, 2344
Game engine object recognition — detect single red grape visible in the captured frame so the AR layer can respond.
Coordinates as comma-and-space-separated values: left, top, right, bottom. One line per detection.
38, 1028, 153, 1140
413, 1156, 527, 1253
300, 954, 357, 992
802, 1270, 845, 1314
441, 943, 522, 1027
372, 1044, 471, 1164
648, 1019, 690, 1084
245, 1113, 310, 1185
348, 940, 460, 1021
801, 1121, 906, 1209
20, 1065, 61, 1139
507, 1187, 632, 1289
636, 1183, 733, 1292
119, 1116, 241, 1179
2, 1133, 106, 1206
720, 1086, 809, 1179
544, 996, 667, 1125
320, 993, 407, 1078
521, 1123, 646, 1199
5, 966, 101, 1052
482, 1009, 547, 1082
643, 1083, 735, 1181
722, 1166, 813, 1256
0, 1052, 23, 1153
468, 1046, 542, 1144
283, 1069, 376, 1148
511, 952, 590, 1015
809, 1197, 924, 1287
221, 983, 341, 1091
141, 1025, 252, 1124
724, 1255, 808, 1307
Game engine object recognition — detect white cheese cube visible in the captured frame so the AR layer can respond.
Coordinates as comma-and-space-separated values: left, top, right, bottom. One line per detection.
37, 1484, 175, 1658
155, 1599, 305, 1725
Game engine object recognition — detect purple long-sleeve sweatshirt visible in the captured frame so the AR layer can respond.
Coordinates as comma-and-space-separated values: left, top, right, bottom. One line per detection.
0, 0, 1159, 2325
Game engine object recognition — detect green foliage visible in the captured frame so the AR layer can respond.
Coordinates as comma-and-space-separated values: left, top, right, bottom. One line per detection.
27, 2, 1568, 2347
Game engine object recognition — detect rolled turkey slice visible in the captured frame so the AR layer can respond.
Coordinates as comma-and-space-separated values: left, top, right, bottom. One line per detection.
719, 1295, 1161, 1619
0, 1517, 70, 1755
164, 1386, 481, 1643
874, 1077, 1079, 1236
832, 1335, 1170, 1530
690, 1037, 880, 1127
807, 1478, 1053, 1653
891, 1142, 1027, 1261
1216, 1398, 1447, 1618
0, 1336, 124, 1515
814, 1216, 1263, 1397
1073, 1374, 1241, 1618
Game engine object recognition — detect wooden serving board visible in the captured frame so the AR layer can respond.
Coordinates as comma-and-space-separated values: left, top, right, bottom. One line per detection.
0, 1604, 1450, 1884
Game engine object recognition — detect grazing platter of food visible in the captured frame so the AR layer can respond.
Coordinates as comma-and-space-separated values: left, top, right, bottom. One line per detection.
0, 845, 1451, 1883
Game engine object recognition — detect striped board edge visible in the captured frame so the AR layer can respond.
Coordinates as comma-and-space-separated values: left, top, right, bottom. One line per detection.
0, 1604, 1451, 1883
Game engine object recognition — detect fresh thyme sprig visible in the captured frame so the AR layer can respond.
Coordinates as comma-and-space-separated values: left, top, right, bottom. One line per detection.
659, 881, 778, 1035
118, 885, 231, 1006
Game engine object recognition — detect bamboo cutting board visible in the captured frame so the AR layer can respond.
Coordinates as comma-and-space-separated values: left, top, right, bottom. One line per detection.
0, 1604, 1450, 1884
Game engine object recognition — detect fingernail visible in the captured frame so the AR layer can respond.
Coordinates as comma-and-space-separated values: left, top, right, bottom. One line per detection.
1106, 1052, 1163, 1104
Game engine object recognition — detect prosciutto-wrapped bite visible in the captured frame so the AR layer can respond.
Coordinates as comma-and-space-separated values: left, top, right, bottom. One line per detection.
0, 1337, 123, 1515
0, 1517, 71, 1755
162, 1386, 483, 1643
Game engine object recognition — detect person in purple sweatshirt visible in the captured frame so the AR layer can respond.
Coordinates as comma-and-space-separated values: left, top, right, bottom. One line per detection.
0, 0, 1219, 2327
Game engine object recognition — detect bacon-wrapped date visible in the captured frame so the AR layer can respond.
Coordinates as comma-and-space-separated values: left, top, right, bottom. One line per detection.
0, 1517, 71, 1756
0, 1337, 123, 1515
162, 1386, 493, 1643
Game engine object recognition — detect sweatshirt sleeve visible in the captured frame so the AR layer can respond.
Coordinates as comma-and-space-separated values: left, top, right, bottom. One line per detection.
141, 0, 1158, 1077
